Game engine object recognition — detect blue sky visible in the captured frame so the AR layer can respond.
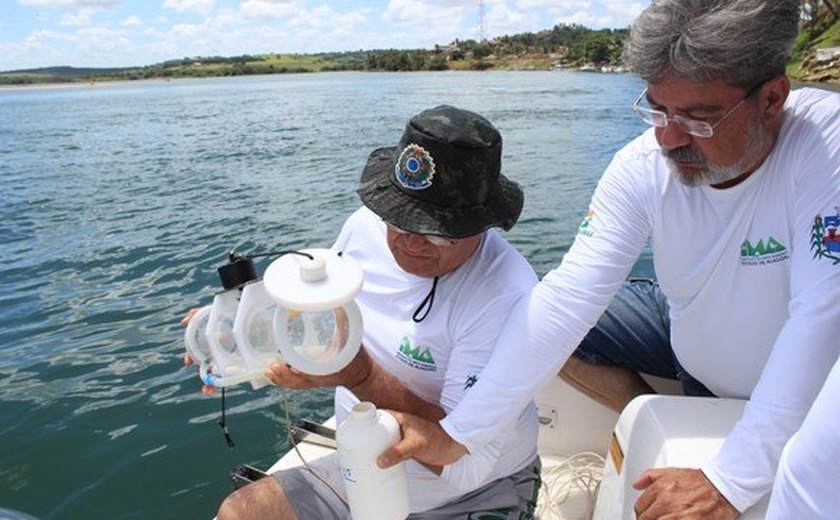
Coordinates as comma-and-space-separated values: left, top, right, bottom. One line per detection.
0, 0, 647, 71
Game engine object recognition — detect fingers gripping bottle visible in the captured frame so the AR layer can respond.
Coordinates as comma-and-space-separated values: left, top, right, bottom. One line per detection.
336, 402, 410, 520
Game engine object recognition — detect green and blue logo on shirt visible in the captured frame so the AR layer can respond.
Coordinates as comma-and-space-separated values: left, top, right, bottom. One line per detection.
740, 235, 789, 266
396, 336, 437, 372
577, 210, 597, 238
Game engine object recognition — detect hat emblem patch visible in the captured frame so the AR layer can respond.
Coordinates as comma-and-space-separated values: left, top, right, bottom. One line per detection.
395, 144, 435, 190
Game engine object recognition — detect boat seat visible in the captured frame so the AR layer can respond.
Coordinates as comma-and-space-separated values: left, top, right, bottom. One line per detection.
593, 395, 770, 519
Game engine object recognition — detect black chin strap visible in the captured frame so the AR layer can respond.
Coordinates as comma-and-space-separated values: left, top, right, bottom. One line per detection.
412, 276, 439, 323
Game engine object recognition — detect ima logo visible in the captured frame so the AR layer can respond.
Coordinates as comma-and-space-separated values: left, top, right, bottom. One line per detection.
741, 236, 789, 266
396, 336, 437, 372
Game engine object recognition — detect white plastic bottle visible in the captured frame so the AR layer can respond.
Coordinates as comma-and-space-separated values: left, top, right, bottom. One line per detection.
336, 402, 410, 520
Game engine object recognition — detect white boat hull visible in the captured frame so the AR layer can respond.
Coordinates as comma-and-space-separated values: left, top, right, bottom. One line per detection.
265, 375, 770, 519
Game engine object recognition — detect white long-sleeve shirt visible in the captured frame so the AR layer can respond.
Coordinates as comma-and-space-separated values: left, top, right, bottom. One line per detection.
766, 355, 840, 518
442, 87, 840, 512
333, 207, 539, 513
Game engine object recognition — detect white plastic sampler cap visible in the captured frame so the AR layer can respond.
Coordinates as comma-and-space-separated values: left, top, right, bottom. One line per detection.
263, 249, 363, 312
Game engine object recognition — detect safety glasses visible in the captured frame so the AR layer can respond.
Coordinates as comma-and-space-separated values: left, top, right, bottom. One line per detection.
385, 222, 458, 247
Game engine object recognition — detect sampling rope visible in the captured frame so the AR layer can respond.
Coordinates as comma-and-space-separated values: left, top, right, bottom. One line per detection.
537, 451, 605, 520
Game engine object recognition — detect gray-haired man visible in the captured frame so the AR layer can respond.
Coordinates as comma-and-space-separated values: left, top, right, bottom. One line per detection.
380, 2, 840, 519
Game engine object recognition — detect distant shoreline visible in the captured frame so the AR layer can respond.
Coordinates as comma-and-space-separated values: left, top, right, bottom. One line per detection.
0, 77, 177, 92
2, 71, 837, 94
0, 80, 114, 92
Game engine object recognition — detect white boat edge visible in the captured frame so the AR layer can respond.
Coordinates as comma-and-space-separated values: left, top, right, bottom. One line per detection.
246, 373, 771, 519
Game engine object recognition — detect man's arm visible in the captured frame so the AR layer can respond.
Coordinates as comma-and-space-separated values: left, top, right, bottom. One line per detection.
266, 346, 447, 475
442, 155, 653, 455
265, 345, 444, 422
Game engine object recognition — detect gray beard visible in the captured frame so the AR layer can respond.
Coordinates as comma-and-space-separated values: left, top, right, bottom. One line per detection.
664, 120, 772, 187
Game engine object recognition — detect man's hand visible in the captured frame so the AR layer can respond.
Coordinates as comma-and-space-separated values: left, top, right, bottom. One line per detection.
376, 411, 468, 470
265, 346, 373, 390
633, 467, 739, 520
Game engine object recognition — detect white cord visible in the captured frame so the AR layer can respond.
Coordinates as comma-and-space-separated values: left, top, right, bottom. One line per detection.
537, 452, 605, 520
282, 393, 349, 506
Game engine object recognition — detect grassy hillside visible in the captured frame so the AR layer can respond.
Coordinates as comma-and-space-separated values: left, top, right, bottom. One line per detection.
789, 15, 840, 82
0, 53, 353, 84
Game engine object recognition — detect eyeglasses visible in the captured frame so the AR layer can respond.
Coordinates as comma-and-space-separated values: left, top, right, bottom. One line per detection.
632, 82, 763, 138
385, 222, 458, 247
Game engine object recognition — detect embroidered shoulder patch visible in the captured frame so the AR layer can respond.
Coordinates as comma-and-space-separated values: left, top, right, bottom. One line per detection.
810, 212, 840, 265
395, 144, 435, 190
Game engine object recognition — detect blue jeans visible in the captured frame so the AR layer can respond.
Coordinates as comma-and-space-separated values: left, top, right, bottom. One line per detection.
572, 279, 715, 397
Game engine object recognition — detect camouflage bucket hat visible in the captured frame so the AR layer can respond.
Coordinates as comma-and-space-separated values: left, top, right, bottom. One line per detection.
356, 105, 524, 239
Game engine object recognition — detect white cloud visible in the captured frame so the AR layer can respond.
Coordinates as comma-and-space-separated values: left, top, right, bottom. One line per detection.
286, 4, 365, 30
5, 25, 131, 68
19, 0, 119, 6
239, 0, 299, 20
59, 7, 95, 25
382, 0, 468, 25
163, 0, 216, 17
379, 0, 470, 46
24, 28, 63, 45
517, 0, 639, 28
120, 15, 142, 27
601, 0, 644, 25
514, 0, 562, 9
485, 3, 539, 39
169, 23, 202, 38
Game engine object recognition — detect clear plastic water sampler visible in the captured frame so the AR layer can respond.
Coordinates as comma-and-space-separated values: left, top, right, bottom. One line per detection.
184, 305, 213, 368
184, 248, 366, 390
201, 254, 261, 388
264, 249, 364, 376
231, 279, 278, 389
336, 402, 410, 520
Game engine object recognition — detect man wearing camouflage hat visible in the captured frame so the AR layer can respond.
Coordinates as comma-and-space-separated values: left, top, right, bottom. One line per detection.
215, 105, 542, 519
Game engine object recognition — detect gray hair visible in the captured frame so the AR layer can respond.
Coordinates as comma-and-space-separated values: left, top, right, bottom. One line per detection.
623, 0, 800, 87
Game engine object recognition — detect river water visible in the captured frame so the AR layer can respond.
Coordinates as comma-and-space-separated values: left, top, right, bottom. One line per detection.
0, 70, 650, 519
